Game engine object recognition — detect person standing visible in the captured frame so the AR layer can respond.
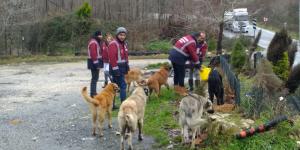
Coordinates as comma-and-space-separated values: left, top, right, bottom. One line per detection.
87, 30, 103, 97
188, 32, 207, 91
168, 32, 202, 95
108, 27, 129, 109
102, 33, 114, 88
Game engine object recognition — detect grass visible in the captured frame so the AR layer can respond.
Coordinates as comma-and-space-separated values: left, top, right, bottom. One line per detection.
112, 88, 181, 148
129, 54, 168, 60
145, 62, 170, 69
224, 121, 298, 150
145, 40, 172, 53
110, 74, 299, 149
0, 54, 169, 65
144, 58, 211, 70
143, 88, 180, 147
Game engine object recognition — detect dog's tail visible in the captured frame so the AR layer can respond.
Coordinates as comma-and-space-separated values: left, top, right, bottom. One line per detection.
125, 114, 137, 131
81, 87, 99, 105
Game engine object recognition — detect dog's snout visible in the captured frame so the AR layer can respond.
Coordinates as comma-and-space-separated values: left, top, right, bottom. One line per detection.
207, 109, 214, 114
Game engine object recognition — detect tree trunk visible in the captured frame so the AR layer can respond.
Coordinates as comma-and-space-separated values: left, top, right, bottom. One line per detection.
45, 0, 48, 16
217, 21, 224, 55
4, 27, 7, 55
103, 0, 107, 20
70, 0, 73, 11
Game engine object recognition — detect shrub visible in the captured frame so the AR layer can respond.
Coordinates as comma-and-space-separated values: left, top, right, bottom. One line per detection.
272, 52, 289, 81
238, 35, 252, 48
267, 28, 292, 64
231, 40, 246, 72
286, 64, 300, 93
75, 2, 92, 19
222, 36, 236, 51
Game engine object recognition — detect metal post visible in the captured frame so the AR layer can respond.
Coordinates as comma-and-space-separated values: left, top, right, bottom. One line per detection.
252, 18, 257, 38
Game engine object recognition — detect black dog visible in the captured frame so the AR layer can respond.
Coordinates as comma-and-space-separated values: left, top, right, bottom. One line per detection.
208, 69, 224, 105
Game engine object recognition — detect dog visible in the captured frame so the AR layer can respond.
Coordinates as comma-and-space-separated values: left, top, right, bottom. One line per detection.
146, 64, 171, 97
125, 68, 143, 93
81, 83, 119, 137
118, 84, 148, 150
179, 93, 214, 149
208, 68, 224, 105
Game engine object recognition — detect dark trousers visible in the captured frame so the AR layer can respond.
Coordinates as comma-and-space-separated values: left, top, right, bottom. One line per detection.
90, 69, 100, 97
112, 74, 127, 103
172, 62, 185, 87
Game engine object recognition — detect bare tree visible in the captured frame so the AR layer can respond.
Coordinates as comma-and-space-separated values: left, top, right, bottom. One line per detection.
203, 0, 239, 54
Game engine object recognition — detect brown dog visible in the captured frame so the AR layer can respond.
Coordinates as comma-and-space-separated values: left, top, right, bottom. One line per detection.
81, 83, 119, 137
146, 65, 171, 96
118, 86, 148, 150
125, 68, 143, 93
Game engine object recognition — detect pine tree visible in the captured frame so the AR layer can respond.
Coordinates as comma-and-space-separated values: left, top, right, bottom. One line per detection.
231, 40, 246, 72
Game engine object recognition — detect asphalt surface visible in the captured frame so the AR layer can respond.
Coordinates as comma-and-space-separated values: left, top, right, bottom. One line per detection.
0, 59, 167, 150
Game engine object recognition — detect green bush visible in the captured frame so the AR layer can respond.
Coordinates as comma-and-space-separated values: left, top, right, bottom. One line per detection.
273, 52, 289, 81
24, 2, 94, 55
208, 38, 217, 51
231, 40, 246, 71
222, 36, 236, 51
145, 40, 172, 53
239, 35, 252, 48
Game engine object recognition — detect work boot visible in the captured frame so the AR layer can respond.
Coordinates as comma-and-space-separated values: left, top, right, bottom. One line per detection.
102, 81, 108, 88
188, 79, 194, 91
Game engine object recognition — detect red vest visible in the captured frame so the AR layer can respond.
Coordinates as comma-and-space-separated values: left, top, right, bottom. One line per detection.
102, 43, 109, 63
108, 40, 128, 70
173, 35, 199, 63
87, 39, 101, 62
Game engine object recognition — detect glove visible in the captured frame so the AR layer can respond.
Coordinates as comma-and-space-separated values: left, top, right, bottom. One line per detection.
194, 63, 201, 69
185, 62, 193, 69
97, 58, 104, 69
112, 69, 120, 76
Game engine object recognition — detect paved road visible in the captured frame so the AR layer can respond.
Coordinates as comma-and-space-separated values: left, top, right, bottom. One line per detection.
223, 25, 300, 68
0, 59, 167, 150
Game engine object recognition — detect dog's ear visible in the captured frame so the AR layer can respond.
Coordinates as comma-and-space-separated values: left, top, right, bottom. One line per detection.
204, 100, 212, 109
143, 88, 149, 96
138, 79, 147, 86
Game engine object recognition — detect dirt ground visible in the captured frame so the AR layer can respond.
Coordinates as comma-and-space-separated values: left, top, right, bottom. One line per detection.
0, 59, 167, 150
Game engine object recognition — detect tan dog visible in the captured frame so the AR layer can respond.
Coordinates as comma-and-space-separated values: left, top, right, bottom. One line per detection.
146, 65, 171, 96
125, 68, 143, 92
118, 86, 148, 150
81, 83, 119, 137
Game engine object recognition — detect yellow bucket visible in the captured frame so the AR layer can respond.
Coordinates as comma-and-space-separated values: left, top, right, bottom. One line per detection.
199, 65, 211, 81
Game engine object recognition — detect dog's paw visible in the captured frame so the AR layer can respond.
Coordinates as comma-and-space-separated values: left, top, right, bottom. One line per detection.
92, 132, 96, 136
115, 131, 121, 135
128, 145, 133, 150
124, 134, 129, 140
99, 133, 104, 137
138, 134, 143, 141
108, 125, 112, 128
